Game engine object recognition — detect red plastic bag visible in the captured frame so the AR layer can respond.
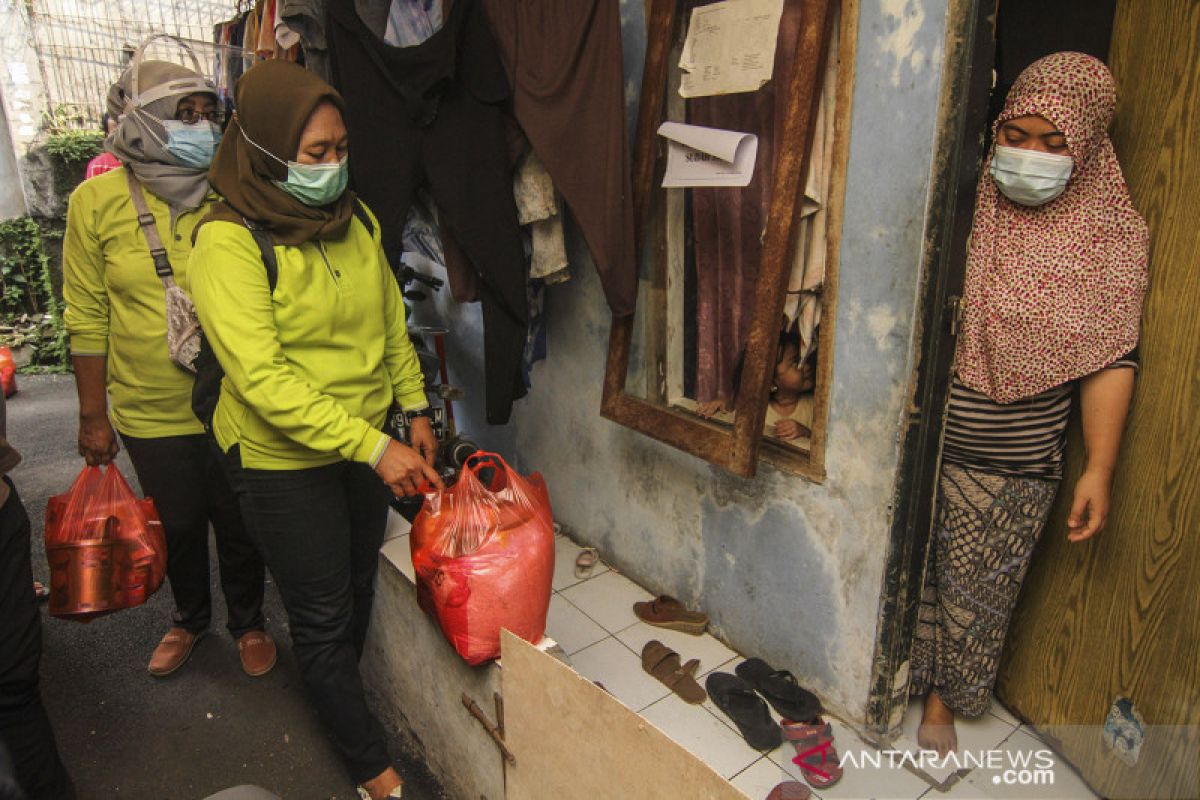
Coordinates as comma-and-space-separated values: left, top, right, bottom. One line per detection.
0, 346, 16, 397
44, 465, 167, 621
410, 452, 555, 665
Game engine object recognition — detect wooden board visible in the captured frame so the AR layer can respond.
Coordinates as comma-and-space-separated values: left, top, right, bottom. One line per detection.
995, 3, 1200, 798
501, 631, 749, 800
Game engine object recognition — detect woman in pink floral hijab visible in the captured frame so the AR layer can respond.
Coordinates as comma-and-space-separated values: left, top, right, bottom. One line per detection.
910, 52, 1149, 754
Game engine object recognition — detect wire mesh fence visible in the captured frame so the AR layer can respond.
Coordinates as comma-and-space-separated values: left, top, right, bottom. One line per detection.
23, 0, 247, 128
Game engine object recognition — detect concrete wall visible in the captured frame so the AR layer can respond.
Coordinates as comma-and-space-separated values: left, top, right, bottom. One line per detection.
412, 0, 950, 725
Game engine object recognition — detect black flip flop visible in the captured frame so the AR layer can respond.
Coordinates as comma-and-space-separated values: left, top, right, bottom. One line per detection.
705, 672, 782, 751
735, 658, 822, 722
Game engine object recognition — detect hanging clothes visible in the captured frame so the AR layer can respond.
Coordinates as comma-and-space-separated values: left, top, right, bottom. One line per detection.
513, 149, 568, 284
327, 0, 528, 425
278, 0, 333, 81
383, 0, 443, 47
481, 0, 635, 316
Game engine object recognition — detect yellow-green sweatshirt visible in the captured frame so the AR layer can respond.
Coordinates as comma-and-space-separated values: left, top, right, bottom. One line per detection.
63, 167, 216, 438
186, 204, 428, 470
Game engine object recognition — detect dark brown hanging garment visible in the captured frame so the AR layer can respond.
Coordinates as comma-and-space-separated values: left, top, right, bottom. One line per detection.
482, 0, 637, 317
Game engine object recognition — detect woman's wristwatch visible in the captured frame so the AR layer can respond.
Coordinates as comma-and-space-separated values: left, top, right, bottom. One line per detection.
404, 408, 436, 424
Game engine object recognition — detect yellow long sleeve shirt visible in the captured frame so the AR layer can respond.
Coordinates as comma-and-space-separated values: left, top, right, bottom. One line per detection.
62, 167, 216, 438
186, 204, 428, 470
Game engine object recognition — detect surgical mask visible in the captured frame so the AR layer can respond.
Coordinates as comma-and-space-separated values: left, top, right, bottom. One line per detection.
160, 120, 221, 168
989, 145, 1074, 207
272, 159, 349, 207
241, 126, 349, 207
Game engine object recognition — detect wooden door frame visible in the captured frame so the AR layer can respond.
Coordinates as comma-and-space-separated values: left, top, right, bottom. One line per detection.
864, 0, 997, 738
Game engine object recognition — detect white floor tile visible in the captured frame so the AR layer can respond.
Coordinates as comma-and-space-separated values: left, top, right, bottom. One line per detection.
731, 758, 817, 800
936, 728, 1098, 799
768, 722, 931, 800
565, 636, 670, 712
544, 594, 608, 656
893, 696, 1019, 785
383, 509, 412, 541
987, 698, 1022, 728
559, 570, 652, 634
379, 534, 415, 584
551, 534, 610, 591
614, 621, 739, 675
641, 693, 764, 779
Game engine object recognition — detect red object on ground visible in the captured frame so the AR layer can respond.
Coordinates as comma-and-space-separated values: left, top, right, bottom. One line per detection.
0, 346, 16, 397
410, 452, 554, 665
44, 465, 167, 621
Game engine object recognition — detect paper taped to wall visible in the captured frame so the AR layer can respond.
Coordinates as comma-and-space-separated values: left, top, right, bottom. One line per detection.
658, 122, 758, 188
679, 0, 785, 98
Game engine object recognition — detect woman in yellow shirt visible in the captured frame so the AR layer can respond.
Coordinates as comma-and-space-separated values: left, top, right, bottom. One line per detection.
189, 60, 440, 800
63, 60, 272, 678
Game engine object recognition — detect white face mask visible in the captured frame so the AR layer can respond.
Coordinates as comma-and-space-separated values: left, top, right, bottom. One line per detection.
989, 144, 1074, 206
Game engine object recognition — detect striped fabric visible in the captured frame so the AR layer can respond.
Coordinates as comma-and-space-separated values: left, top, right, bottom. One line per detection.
943, 354, 1138, 480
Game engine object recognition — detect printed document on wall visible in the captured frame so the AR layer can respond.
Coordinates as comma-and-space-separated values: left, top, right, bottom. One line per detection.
679, 0, 786, 98
658, 122, 758, 188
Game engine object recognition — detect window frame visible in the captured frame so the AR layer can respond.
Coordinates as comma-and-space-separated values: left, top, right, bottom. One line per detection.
602, 0, 849, 479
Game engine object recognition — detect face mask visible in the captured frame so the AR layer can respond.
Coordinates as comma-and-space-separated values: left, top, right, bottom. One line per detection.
272, 159, 349, 207
160, 120, 221, 169
989, 144, 1074, 207
240, 126, 349, 207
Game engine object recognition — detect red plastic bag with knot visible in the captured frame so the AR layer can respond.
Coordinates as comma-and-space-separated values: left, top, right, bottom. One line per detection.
410, 452, 555, 665
44, 465, 167, 621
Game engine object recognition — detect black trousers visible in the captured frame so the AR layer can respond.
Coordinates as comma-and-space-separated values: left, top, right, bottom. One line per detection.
121, 433, 265, 638
0, 478, 75, 800
223, 451, 392, 784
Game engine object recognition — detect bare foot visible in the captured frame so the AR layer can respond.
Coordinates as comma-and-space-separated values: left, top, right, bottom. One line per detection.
360, 767, 403, 800
917, 692, 958, 756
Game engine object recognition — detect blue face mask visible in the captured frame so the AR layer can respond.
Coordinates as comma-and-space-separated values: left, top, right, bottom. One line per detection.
989, 144, 1074, 206
161, 120, 221, 169
272, 158, 349, 207
240, 126, 349, 207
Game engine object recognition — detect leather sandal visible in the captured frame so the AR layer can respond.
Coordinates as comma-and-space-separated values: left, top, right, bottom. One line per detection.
633, 595, 708, 635
641, 640, 706, 704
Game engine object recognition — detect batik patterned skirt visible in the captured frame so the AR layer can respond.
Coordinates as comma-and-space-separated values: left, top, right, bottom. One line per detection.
909, 462, 1059, 717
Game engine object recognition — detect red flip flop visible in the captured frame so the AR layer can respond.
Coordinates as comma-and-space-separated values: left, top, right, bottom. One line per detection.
782, 717, 844, 788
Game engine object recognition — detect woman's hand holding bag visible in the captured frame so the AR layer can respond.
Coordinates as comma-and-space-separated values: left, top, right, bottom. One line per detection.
374, 437, 444, 496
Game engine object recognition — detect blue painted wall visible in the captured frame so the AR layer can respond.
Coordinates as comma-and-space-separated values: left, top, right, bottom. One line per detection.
417, 0, 950, 722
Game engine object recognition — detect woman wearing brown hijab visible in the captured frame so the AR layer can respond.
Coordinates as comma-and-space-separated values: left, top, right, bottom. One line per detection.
188, 60, 441, 800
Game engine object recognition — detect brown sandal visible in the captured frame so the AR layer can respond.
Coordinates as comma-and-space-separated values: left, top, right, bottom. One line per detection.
641, 640, 707, 704
633, 595, 708, 635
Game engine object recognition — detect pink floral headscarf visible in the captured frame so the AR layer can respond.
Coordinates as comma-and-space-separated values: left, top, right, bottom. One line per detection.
954, 51, 1149, 403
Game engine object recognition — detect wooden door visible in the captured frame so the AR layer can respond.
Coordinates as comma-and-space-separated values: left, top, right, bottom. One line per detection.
995, 2, 1200, 798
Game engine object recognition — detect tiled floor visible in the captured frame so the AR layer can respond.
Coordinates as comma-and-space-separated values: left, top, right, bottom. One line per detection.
379, 517, 1100, 800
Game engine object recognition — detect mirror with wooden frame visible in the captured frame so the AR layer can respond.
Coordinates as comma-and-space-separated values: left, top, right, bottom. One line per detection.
602, 0, 849, 479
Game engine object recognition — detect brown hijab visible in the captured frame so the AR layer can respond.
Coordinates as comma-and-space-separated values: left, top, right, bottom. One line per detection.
203, 60, 355, 245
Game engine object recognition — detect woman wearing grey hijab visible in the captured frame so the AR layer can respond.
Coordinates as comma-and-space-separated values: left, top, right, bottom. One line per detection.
62, 57, 274, 679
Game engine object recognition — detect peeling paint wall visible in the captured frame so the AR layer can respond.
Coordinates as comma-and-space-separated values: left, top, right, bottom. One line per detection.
414, 0, 950, 724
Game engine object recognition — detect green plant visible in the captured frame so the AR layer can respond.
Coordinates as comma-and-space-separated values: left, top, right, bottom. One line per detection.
0, 218, 68, 368
42, 103, 104, 164
45, 129, 105, 163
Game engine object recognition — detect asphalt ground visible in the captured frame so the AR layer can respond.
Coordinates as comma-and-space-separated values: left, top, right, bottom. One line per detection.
7, 374, 444, 800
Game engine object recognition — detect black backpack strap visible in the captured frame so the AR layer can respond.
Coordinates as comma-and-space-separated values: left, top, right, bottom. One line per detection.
351, 199, 375, 238
242, 218, 278, 292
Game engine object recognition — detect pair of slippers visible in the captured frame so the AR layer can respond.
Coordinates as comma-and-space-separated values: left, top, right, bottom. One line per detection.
707, 659, 841, 787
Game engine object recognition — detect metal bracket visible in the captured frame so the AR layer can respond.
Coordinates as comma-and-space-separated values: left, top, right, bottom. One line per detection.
461, 692, 516, 766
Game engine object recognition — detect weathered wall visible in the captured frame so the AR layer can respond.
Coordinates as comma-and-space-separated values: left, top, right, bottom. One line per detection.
414, 0, 950, 724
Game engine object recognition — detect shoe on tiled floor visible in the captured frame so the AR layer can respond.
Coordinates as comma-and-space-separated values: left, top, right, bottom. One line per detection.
148, 627, 206, 677
237, 631, 277, 677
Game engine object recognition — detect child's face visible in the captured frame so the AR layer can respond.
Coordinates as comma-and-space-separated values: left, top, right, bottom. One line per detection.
773, 343, 814, 395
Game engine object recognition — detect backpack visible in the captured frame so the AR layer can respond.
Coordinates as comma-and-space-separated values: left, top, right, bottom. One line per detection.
190, 202, 376, 431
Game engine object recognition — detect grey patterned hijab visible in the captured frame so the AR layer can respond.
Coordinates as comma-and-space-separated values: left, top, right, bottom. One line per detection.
105, 59, 217, 211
